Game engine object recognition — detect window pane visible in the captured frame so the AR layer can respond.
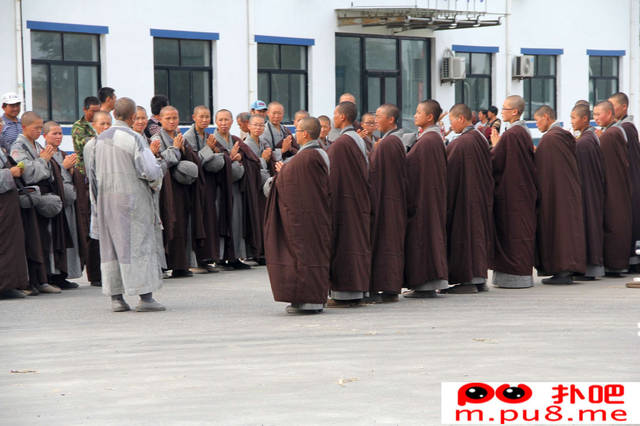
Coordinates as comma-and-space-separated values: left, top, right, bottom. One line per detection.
367, 77, 381, 112
401, 39, 427, 130
154, 69, 169, 98
455, 80, 464, 104
589, 56, 600, 77
181, 40, 210, 67
466, 76, 490, 112
530, 78, 554, 114
191, 70, 210, 112
169, 70, 190, 122
289, 74, 305, 123
31, 64, 49, 120
281, 45, 305, 70
384, 77, 397, 105
523, 78, 531, 119
471, 53, 490, 75
335, 36, 361, 104
51, 65, 76, 123
258, 72, 269, 101
154, 38, 179, 66
271, 74, 289, 119
258, 44, 279, 69
536, 55, 555, 76
595, 78, 618, 104
456, 52, 470, 75
589, 79, 595, 106
77, 66, 98, 118
31, 31, 62, 60
602, 56, 618, 77
63, 33, 98, 62
365, 38, 396, 70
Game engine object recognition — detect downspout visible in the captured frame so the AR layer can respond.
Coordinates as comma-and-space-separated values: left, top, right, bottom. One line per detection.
504, 0, 511, 96
15, 0, 25, 104
247, 0, 256, 106
630, 0, 639, 126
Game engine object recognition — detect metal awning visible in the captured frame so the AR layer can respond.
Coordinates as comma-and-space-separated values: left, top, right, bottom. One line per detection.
335, 7, 501, 31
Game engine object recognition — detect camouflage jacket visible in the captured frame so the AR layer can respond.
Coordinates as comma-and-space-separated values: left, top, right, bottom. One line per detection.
71, 116, 96, 174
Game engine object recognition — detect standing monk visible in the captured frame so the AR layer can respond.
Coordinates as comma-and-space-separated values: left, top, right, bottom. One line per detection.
490, 95, 536, 288
571, 103, 606, 280
369, 104, 407, 302
594, 100, 632, 275
609, 92, 640, 269
261, 102, 297, 163
533, 106, 586, 284
444, 104, 493, 293
404, 100, 448, 298
326, 102, 371, 307
264, 117, 331, 314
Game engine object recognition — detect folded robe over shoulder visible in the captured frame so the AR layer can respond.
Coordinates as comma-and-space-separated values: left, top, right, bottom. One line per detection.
264, 146, 331, 305
620, 121, 640, 256
534, 126, 586, 275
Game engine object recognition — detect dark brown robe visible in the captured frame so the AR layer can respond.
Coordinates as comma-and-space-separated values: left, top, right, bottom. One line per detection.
327, 131, 371, 293
0, 163, 29, 293
212, 138, 238, 261
446, 128, 494, 284
491, 125, 536, 275
72, 169, 101, 282
600, 124, 632, 270
404, 130, 448, 287
576, 128, 606, 270
369, 131, 408, 294
620, 121, 640, 256
265, 146, 331, 304
237, 142, 264, 258
534, 126, 586, 275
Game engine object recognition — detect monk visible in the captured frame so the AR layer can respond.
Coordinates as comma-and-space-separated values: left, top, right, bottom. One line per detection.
533, 106, 586, 284
367, 104, 408, 302
264, 117, 331, 314
260, 101, 297, 163
609, 92, 640, 270
326, 101, 371, 307
443, 104, 493, 293
358, 112, 377, 154
594, 100, 632, 275
317, 115, 332, 150
489, 95, 536, 288
571, 103, 606, 280
404, 100, 449, 298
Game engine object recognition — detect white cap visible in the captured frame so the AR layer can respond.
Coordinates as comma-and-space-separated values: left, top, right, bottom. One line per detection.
1, 92, 22, 105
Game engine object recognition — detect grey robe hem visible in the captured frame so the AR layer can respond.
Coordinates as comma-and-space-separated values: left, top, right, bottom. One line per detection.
585, 264, 605, 278
330, 290, 367, 300
492, 271, 533, 288
413, 279, 449, 291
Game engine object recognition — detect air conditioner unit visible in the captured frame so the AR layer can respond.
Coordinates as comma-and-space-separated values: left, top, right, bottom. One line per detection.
441, 56, 466, 82
513, 55, 534, 79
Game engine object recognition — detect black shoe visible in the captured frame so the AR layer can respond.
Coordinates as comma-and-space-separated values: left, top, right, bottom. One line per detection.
439, 284, 478, 294
256, 257, 266, 266
542, 275, 573, 285
403, 290, 438, 299
90, 281, 102, 287
57, 280, 79, 289
230, 260, 251, 270
26, 285, 40, 296
605, 272, 625, 278
1, 288, 27, 299
476, 283, 490, 292
573, 274, 596, 281
171, 269, 193, 278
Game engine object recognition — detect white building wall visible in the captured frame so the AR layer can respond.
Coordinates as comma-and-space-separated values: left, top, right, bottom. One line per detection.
0, 0, 638, 149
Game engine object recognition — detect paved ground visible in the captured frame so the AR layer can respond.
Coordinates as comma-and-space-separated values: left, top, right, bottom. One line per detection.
1, 266, 639, 426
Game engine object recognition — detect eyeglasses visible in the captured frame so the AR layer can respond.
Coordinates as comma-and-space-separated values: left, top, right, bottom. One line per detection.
250, 124, 265, 128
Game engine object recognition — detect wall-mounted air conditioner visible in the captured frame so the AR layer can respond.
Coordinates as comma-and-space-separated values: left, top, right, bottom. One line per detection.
441, 56, 466, 82
513, 55, 535, 79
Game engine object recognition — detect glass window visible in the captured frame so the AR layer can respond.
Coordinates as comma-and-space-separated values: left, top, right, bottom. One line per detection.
589, 55, 619, 105
30, 30, 100, 123
335, 36, 361, 105
401, 39, 428, 130
524, 55, 557, 120
365, 38, 397, 70
153, 38, 213, 123
455, 52, 491, 113
257, 43, 308, 123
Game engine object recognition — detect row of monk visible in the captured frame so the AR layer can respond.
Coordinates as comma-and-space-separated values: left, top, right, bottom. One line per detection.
0, 92, 638, 313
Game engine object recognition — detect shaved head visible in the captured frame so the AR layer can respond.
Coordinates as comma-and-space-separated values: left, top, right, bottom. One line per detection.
114, 97, 137, 121
299, 117, 321, 140
339, 93, 356, 104
193, 105, 210, 115
378, 103, 400, 125
609, 92, 629, 106
268, 101, 283, 111
42, 120, 60, 134
572, 104, 590, 119
215, 109, 232, 120
21, 111, 43, 127
534, 105, 556, 121
336, 101, 357, 124
575, 99, 590, 108
595, 100, 614, 115
294, 110, 309, 121
505, 95, 526, 116
418, 99, 442, 123
449, 103, 472, 121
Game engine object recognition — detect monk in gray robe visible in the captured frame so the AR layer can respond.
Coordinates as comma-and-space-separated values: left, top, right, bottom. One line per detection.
96, 98, 165, 312
260, 102, 296, 163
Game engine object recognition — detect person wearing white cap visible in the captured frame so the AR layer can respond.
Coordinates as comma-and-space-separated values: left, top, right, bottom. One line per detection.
1, 92, 22, 153
250, 100, 268, 118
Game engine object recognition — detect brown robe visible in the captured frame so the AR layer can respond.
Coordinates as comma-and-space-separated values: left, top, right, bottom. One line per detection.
404, 130, 448, 287
534, 126, 586, 275
576, 128, 606, 271
265, 145, 331, 305
212, 139, 238, 261
600, 124, 632, 270
237, 142, 264, 258
369, 131, 407, 294
620, 121, 640, 256
446, 128, 494, 284
72, 170, 101, 282
491, 125, 536, 276
327, 131, 371, 293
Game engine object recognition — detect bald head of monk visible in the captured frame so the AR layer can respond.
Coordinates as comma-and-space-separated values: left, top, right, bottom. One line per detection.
449, 103, 473, 134
21, 111, 44, 142
248, 114, 266, 139
333, 101, 357, 130
375, 103, 399, 135
267, 102, 284, 127
215, 109, 233, 136
533, 105, 557, 133
192, 105, 211, 134
159, 105, 179, 133
501, 95, 525, 124
113, 97, 137, 127
414, 99, 442, 129
608, 92, 629, 121
593, 101, 616, 128
296, 117, 321, 146
92, 111, 112, 135
571, 103, 591, 133
339, 93, 356, 105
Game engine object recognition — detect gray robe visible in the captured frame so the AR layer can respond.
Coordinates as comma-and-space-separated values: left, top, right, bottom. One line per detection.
10, 135, 50, 185
96, 121, 165, 296
84, 137, 99, 240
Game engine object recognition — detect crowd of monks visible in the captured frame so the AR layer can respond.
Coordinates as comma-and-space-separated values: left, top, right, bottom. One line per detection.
1, 88, 639, 314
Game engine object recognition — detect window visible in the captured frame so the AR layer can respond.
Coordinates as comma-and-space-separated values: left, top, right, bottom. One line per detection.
153, 38, 212, 124
523, 55, 557, 120
257, 43, 308, 124
30, 30, 100, 123
589, 56, 619, 106
335, 34, 429, 130
454, 52, 491, 113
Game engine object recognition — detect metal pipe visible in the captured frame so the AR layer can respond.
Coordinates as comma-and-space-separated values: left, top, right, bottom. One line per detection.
15, 0, 25, 104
